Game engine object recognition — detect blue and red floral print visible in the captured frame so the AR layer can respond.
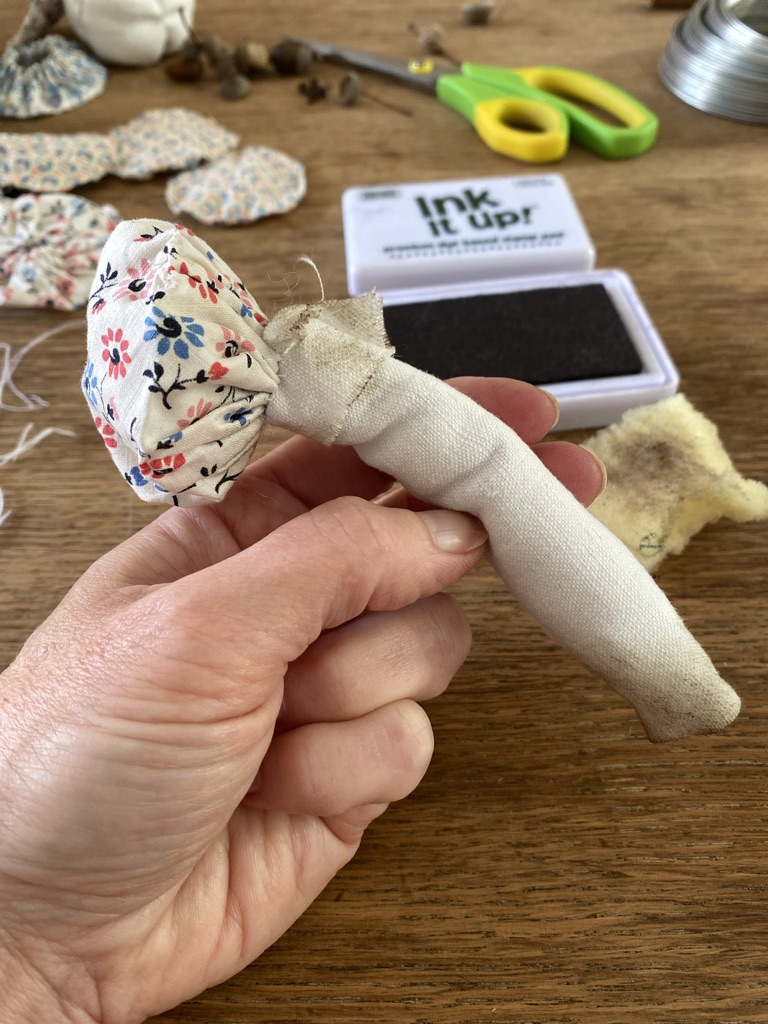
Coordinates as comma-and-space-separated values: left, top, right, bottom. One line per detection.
83, 219, 279, 505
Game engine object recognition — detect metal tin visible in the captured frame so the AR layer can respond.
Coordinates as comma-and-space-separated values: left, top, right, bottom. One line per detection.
659, 0, 768, 123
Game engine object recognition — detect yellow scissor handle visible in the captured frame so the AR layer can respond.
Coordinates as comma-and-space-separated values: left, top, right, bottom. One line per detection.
463, 64, 659, 159
474, 97, 569, 162
437, 75, 570, 163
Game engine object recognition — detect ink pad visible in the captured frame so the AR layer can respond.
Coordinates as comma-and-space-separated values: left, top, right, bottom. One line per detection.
379, 270, 679, 431
342, 174, 679, 430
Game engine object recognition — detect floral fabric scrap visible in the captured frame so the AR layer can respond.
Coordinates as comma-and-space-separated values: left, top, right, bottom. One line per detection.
83, 219, 280, 504
0, 34, 107, 119
1, 193, 121, 311
0, 109, 240, 193
165, 145, 308, 225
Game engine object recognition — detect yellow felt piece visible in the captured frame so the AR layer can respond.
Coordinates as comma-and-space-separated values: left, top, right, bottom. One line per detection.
583, 394, 768, 572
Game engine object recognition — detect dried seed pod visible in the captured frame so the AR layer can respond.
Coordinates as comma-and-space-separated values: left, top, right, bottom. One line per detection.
269, 39, 315, 76
220, 73, 251, 101
179, 37, 203, 61
234, 40, 274, 77
298, 77, 328, 103
461, 1, 495, 26
338, 71, 363, 107
210, 52, 239, 81
338, 72, 412, 116
408, 21, 461, 66
200, 31, 231, 66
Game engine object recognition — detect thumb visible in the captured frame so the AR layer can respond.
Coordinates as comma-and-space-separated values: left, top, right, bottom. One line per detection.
166, 496, 487, 712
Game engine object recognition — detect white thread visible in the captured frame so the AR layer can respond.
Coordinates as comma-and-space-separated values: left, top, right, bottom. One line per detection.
0, 422, 77, 469
0, 321, 81, 412
0, 321, 83, 527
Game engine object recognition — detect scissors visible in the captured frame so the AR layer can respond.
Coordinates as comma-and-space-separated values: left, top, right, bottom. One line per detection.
287, 37, 659, 163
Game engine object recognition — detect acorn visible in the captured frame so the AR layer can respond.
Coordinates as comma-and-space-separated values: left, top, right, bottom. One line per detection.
461, 1, 495, 26
220, 72, 252, 100
269, 39, 315, 76
234, 41, 274, 77
165, 53, 204, 82
200, 31, 231, 66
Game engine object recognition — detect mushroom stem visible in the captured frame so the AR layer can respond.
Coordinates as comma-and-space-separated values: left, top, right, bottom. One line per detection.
264, 294, 741, 743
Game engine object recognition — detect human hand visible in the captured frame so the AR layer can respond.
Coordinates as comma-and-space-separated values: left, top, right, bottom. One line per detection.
0, 378, 603, 1024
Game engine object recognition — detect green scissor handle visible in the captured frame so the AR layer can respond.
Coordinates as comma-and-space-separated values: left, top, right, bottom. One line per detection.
438, 63, 659, 161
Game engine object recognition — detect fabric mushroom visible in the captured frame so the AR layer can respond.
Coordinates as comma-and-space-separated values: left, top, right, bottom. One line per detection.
83, 219, 742, 744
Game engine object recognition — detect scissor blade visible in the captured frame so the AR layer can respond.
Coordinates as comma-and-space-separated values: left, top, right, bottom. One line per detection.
284, 37, 441, 93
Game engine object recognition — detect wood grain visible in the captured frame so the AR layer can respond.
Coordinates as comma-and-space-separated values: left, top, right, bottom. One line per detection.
1, 2, 766, 1022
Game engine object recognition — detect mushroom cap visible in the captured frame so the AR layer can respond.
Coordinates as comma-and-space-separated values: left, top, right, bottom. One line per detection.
83, 219, 280, 505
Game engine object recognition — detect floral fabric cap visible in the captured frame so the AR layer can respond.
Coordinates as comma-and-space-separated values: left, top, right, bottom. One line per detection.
165, 145, 307, 225
0, 34, 107, 119
83, 219, 280, 505
0, 109, 240, 192
1, 192, 121, 311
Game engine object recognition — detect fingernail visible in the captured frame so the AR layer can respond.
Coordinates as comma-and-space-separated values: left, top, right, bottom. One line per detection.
593, 454, 608, 500
418, 509, 488, 553
540, 389, 560, 427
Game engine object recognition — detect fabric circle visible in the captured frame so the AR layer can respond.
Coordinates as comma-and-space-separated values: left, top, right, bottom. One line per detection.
0, 34, 107, 118
83, 218, 280, 505
110, 109, 240, 180
0, 192, 121, 310
0, 130, 114, 192
165, 145, 307, 225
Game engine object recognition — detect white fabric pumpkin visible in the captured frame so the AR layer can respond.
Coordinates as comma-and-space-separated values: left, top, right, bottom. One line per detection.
62, 0, 196, 66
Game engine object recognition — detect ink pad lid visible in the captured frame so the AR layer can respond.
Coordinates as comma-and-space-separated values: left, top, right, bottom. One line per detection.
377, 269, 680, 431
342, 173, 595, 296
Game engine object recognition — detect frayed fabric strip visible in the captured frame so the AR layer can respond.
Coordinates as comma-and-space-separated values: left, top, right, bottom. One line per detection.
83, 219, 743, 743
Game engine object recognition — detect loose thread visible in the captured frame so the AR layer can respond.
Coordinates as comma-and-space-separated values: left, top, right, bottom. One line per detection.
0, 320, 83, 412
0, 319, 84, 527
295, 254, 325, 302
0, 422, 77, 469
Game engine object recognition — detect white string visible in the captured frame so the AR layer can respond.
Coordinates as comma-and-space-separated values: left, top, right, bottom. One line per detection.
0, 320, 82, 412
0, 422, 77, 469
0, 320, 83, 528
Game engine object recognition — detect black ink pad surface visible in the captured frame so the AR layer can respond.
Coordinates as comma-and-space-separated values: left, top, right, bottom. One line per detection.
379, 270, 679, 431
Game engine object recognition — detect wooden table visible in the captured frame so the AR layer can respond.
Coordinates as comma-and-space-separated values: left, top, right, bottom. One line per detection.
1, 2, 766, 1021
